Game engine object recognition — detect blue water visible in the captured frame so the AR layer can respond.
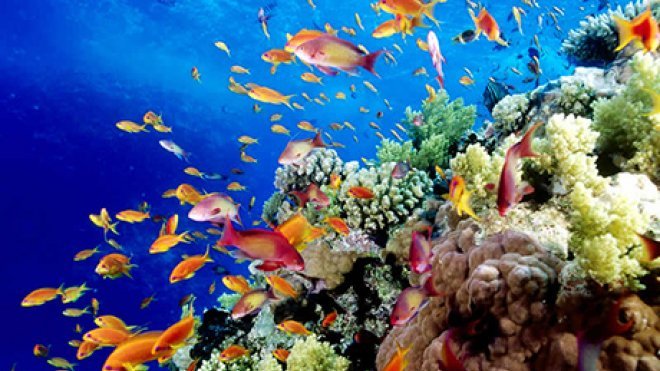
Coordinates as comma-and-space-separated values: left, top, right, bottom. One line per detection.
0, 0, 625, 369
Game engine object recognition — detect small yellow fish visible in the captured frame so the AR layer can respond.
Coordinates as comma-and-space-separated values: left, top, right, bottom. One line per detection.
227, 182, 246, 191
412, 67, 428, 76
116, 120, 148, 133
238, 135, 258, 145
369, 122, 380, 130
153, 124, 172, 133
342, 26, 357, 36
240, 151, 258, 163
392, 43, 403, 53
324, 22, 338, 36
319, 92, 330, 102
307, 0, 316, 9
184, 167, 205, 178
359, 106, 369, 113
416, 38, 428, 51
63, 307, 90, 318
301, 72, 323, 84
335, 91, 346, 100
344, 121, 355, 131
363, 81, 378, 94
270, 114, 283, 122
459, 76, 475, 86
214, 41, 231, 56
355, 12, 364, 30
293, 102, 304, 110
297, 121, 316, 132
301, 92, 312, 102
231, 65, 250, 74
313, 98, 325, 106
271, 124, 291, 135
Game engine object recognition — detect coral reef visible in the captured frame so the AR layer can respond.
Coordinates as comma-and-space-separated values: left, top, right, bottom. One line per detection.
286, 336, 350, 371
274, 148, 355, 193
561, 1, 660, 65
492, 93, 530, 135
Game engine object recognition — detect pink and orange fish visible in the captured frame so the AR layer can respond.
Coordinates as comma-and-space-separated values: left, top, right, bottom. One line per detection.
290, 183, 330, 209
278, 131, 327, 166
294, 34, 384, 76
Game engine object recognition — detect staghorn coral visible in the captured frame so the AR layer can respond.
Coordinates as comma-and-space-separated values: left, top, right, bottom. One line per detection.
377, 223, 565, 371
592, 52, 660, 182
337, 162, 432, 235
492, 93, 530, 136
561, 1, 660, 64
274, 148, 356, 193
286, 336, 350, 371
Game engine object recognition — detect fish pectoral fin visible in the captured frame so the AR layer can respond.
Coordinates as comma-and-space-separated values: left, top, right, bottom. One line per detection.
316, 65, 338, 76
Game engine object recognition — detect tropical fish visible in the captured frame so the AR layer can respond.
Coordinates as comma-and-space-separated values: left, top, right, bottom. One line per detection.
459, 75, 475, 86
297, 120, 316, 132
284, 29, 325, 53
278, 131, 326, 166
95, 315, 137, 332
272, 348, 290, 362
219, 345, 249, 362
321, 310, 338, 328
383, 342, 411, 371
301, 72, 323, 84
91, 297, 100, 316
443, 175, 479, 221
143, 111, 163, 125
227, 182, 247, 191
275, 213, 326, 251
169, 247, 214, 283
390, 286, 428, 325
271, 124, 291, 135
613, 8, 659, 53
74, 247, 100, 261
61, 283, 92, 304
379, 0, 443, 25
150, 232, 191, 254
257, 6, 270, 39
493, 122, 541, 216
84, 327, 132, 346
277, 320, 311, 336
159, 140, 191, 162
102, 331, 174, 371
347, 186, 375, 199
90, 207, 119, 236
184, 166, 205, 178
391, 161, 411, 179
116, 210, 150, 223
63, 307, 90, 317
191, 66, 201, 82
95, 253, 135, 279
116, 120, 148, 133
188, 193, 242, 225
265, 275, 298, 298
262, 49, 295, 74
637, 234, 660, 263
294, 34, 384, 76
468, 8, 508, 46
512, 6, 524, 35
76, 341, 99, 360
140, 293, 156, 309
231, 288, 272, 319
152, 313, 195, 355
214, 41, 231, 56
325, 216, 350, 235
222, 275, 251, 294
270, 114, 283, 122
452, 29, 476, 44
246, 83, 295, 110
47, 357, 76, 370
218, 221, 305, 271
330, 173, 342, 190
409, 228, 433, 274
33, 344, 49, 357
438, 329, 466, 371
230, 65, 250, 74
426, 31, 446, 88
290, 183, 330, 209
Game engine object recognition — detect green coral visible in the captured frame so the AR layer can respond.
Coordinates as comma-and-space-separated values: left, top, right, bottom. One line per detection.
377, 90, 475, 170
592, 52, 660, 181
286, 336, 350, 371
449, 143, 505, 212
217, 292, 242, 312
256, 354, 282, 371
557, 79, 597, 117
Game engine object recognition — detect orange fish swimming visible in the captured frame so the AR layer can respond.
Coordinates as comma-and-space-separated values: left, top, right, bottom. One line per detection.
290, 183, 330, 209
83, 327, 132, 346
443, 175, 479, 221
191, 67, 201, 83
347, 186, 375, 199
325, 217, 350, 235
321, 310, 338, 328
169, 247, 214, 283
265, 275, 298, 298
149, 232, 191, 254
246, 83, 295, 109
468, 8, 508, 46
152, 312, 195, 355
284, 29, 325, 53
278, 131, 327, 166
613, 8, 659, 53
73, 247, 100, 261
95, 315, 138, 332
143, 111, 163, 125
222, 275, 251, 294
61, 283, 92, 304
379, 0, 442, 24
275, 213, 326, 251
33, 344, 49, 358
116, 209, 150, 223
262, 49, 296, 74
102, 331, 174, 371
383, 341, 412, 371
277, 320, 312, 336
231, 288, 273, 319
95, 253, 136, 279
272, 348, 290, 362
219, 344, 249, 362
21, 286, 63, 307
76, 340, 100, 360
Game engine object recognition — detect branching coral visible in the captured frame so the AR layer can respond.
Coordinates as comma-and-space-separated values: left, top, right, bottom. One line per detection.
592, 52, 660, 181
274, 149, 355, 193
376, 139, 414, 164
286, 336, 350, 371
492, 93, 530, 136
556, 79, 597, 117
449, 143, 505, 212
337, 162, 432, 235
561, 1, 660, 64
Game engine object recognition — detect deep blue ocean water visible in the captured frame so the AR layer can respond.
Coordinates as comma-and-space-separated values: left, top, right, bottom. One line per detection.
0, 0, 629, 369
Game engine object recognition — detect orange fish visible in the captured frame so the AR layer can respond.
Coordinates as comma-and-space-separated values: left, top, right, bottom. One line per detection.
321, 311, 338, 328
61, 283, 92, 304
294, 34, 384, 76
116, 210, 150, 223
102, 331, 174, 371
191, 67, 201, 82
383, 341, 412, 371
275, 212, 326, 251
231, 289, 273, 319
265, 275, 298, 298
152, 313, 195, 355
638, 234, 660, 263
143, 111, 163, 125
272, 348, 290, 362
278, 131, 326, 165
443, 175, 479, 221
83, 327, 132, 346
140, 293, 156, 309
95, 253, 136, 279
222, 275, 251, 294
76, 340, 100, 360
169, 247, 214, 283
329, 173, 342, 189
346, 186, 375, 199
277, 320, 312, 336
91, 297, 100, 316
74, 247, 100, 261
33, 344, 49, 358
219, 344, 249, 362
284, 29, 325, 52
290, 183, 330, 209
95, 315, 137, 332
262, 49, 296, 74
22, 286, 63, 307
163, 214, 179, 236
325, 217, 350, 235
174, 184, 206, 205
613, 8, 659, 53
149, 232, 191, 254
468, 8, 508, 46
246, 83, 295, 109
379, 0, 442, 24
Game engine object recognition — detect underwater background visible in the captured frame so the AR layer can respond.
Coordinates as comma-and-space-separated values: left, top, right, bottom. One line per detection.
1, 0, 657, 370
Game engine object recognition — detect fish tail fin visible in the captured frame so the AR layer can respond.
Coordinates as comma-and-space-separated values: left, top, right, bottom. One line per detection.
422, 0, 442, 26
204, 246, 214, 263
516, 122, 542, 158
108, 222, 119, 235
612, 15, 635, 52
283, 95, 295, 110
436, 76, 445, 89
218, 220, 238, 247
362, 50, 384, 77
411, 15, 428, 29
312, 130, 327, 148
468, 8, 482, 38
